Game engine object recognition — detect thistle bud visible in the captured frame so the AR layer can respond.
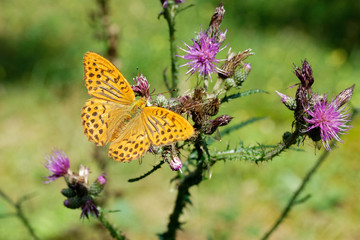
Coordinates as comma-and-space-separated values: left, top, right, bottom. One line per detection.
233, 63, 251, 88
275, 91, 297, 111
64, 196, 83, 209
169, 154, 182, 171
333, 84, 355, 108
206, 115, 233, 134
163, 149, 183, 171
61, 188, 76, 198
89, 174, 107, 197
224, 78, 236, 90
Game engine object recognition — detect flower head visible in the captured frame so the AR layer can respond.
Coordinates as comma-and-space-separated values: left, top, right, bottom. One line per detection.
178, 29, 226, 80
304, 92, 353, 151
80, 199, 99, 220
169, 154, 182, 171
43, 149, 71, 183
131, 73, 153, 100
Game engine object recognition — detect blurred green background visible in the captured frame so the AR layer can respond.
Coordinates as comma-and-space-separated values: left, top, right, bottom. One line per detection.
0, 0, 359, 239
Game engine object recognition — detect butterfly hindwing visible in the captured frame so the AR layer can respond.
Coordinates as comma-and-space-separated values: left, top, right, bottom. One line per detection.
142, 106, 194, 146
108, 116, 151, 162
81, 98, 132, 146
83, 52, 135, 105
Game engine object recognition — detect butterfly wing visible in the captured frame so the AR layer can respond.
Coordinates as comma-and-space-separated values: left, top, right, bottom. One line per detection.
81, 98, 133, 146
83, 52, 135, 105
142, 107, 194, 146
108, 115, 151, 162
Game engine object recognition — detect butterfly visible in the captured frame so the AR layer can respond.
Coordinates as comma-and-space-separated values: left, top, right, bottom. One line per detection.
81, 52, 194, 162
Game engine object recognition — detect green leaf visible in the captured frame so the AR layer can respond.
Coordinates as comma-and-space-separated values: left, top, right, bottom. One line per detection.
221, 89, 268, 103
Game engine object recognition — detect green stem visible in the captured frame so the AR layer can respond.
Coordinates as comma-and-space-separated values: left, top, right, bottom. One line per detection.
98, 209, 127, 240
0, 190, 40, 240
257, 129, 302, 162
159, 163, 204, 240
261, 149, 330, 240
163, 5, 179, 97
160, 136, 206, 240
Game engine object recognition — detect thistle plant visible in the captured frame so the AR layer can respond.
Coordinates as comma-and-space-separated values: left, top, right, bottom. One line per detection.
39, 2, 356, 240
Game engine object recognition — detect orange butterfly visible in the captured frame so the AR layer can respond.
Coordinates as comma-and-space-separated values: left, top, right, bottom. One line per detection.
81, 52, 194, 162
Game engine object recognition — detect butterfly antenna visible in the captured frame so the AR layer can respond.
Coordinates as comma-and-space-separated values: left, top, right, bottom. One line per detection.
150, 89, 177, 96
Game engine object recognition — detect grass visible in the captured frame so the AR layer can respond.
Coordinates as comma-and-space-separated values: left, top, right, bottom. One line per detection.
0, 0, 359, 239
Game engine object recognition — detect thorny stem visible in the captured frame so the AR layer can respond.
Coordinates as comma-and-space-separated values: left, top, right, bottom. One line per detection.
160, 164, 204, 240
98, 209, 127, 240
0, 190, 40, 240
160, 136, 206, 240
162, 4, 179, 97
261, 148, 330, 240
257, 129, 302, 162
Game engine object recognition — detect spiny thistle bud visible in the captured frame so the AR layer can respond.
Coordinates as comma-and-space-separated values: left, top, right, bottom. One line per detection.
64, 196, 83, 209
206, 3, 225, 38
333, 84, 355, 108
233, 63, 251, 88
224, 78, 236, 90
61, 188, 77, 198
206, 115, 234, 134
169, 155, 182, 171
89, 174, 107, 197
275, 91, 297, 111
162, 149, 183, 171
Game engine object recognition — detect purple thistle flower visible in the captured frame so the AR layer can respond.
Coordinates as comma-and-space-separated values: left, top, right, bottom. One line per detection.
80, 199, 99, 219
162, 0, 185, 8
178, 30, 227, 80
43, 149, 71, 183
131, 73, 153, 100
169, 154, 182, 171
97, 174, 107, 185
304, 93, 352, 151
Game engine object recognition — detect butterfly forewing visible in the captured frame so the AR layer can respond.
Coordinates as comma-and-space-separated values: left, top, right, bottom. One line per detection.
83, 52, 135, 105
142, 107, 194, 146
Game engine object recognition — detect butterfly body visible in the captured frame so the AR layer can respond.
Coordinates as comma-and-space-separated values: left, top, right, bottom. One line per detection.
81, 52, 194, 162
